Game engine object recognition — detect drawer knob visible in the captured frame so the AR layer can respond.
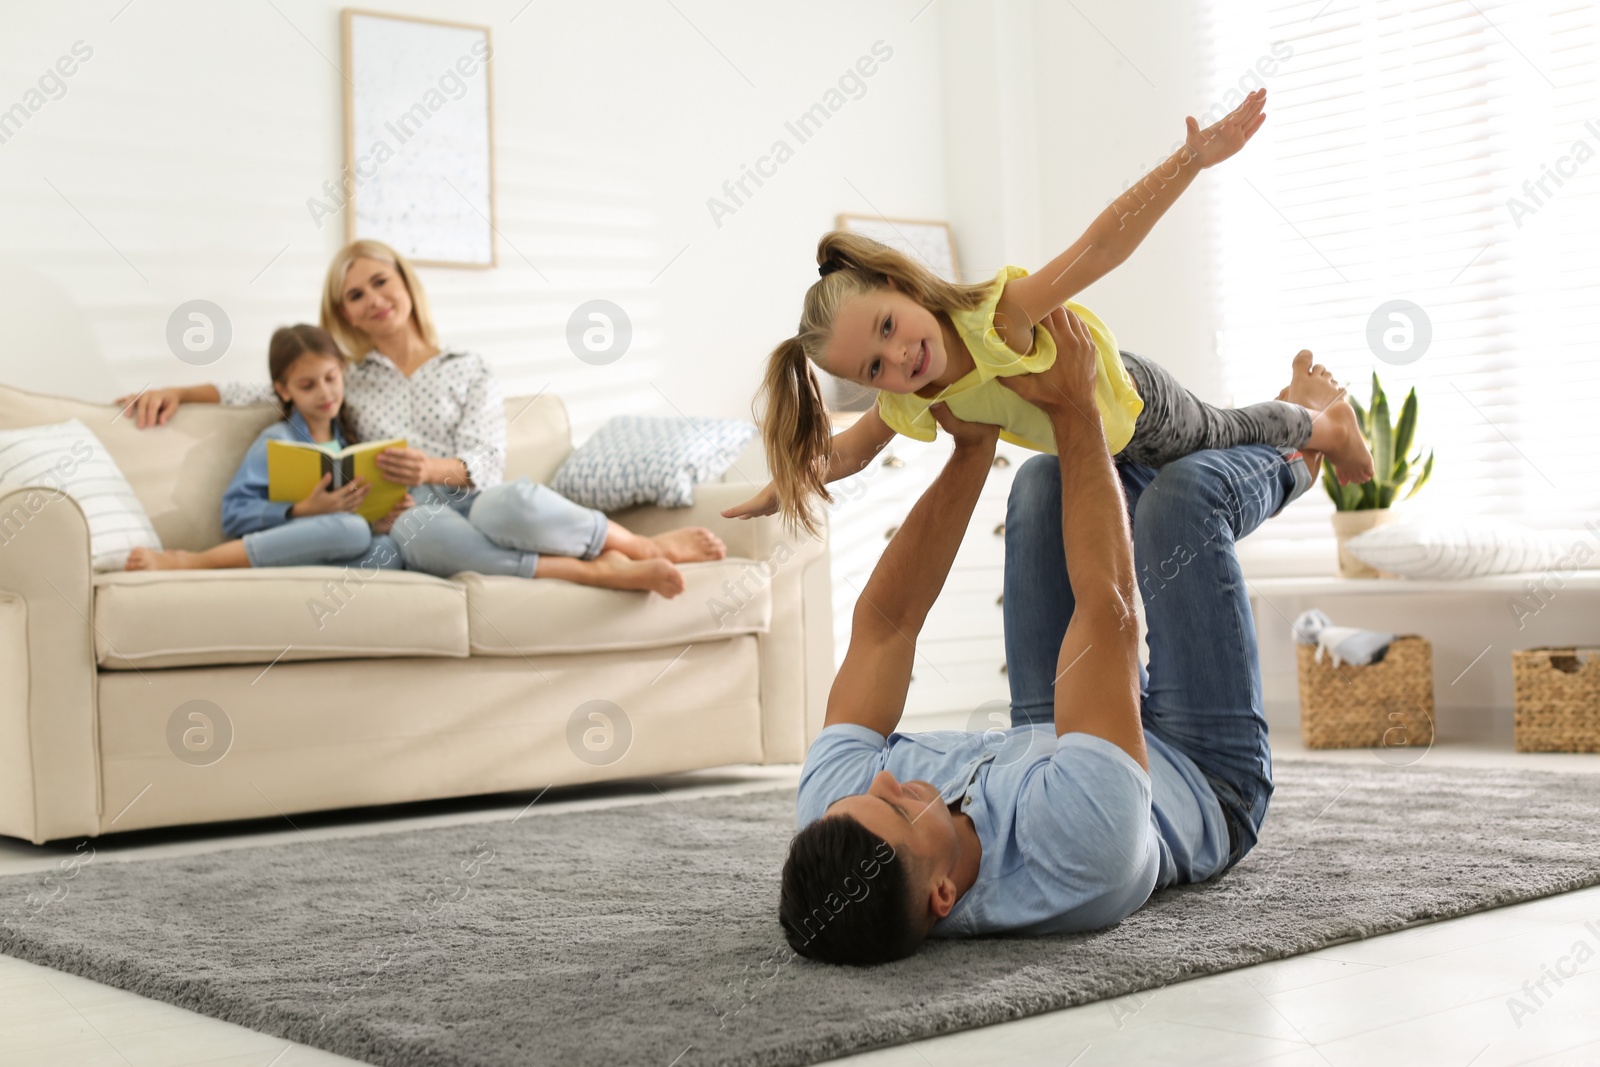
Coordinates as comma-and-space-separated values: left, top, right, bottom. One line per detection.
882, 455, 905, 469
995, 593, 1004, 607
999, 663, 1008, 675
884, 524, 900, 540
992, 522, 1006, 537
992, 455, 1011, 469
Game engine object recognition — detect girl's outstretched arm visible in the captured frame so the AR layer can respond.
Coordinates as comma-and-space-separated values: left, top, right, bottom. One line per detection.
995, 88, 1268, 346
722, 405, 897, 520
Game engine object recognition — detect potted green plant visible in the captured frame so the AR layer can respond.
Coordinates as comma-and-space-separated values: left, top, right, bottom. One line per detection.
1324, 372, 1435, 578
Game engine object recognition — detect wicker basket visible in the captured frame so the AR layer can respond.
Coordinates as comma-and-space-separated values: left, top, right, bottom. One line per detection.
1513, 648, 1600, 753
1296, 636, 1434, 749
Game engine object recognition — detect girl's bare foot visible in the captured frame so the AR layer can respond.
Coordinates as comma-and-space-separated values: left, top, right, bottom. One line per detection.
592, 550, 686, 598
603, 522, 726, 563
1282, 350, 1375, 486
650, 527, 726, 564
1298, 447, 1325, 483
1275, 385, 1324, 483
125, 547, 198, 570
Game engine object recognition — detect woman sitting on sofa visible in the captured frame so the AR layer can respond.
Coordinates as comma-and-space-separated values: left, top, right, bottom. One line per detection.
117, 239, 724, 598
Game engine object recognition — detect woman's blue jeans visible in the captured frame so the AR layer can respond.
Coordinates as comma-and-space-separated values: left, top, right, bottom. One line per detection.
241, 512, 403, 571
391, 479, 609, 579
1002, 445, 1306, 868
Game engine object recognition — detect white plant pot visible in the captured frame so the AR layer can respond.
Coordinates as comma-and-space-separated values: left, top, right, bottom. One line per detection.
1331, 508, 1400, 579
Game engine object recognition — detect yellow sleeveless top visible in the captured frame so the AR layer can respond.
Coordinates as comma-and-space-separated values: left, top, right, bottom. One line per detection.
874, 265, 1143, 455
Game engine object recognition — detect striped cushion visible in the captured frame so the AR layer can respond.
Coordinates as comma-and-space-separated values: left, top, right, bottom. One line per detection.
0, 418, 161, 571
1343, 518, 1598, 580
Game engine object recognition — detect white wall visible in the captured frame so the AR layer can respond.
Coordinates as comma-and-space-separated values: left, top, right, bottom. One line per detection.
936, 0, 1221, 395
0, 1, 948, 440
937, 0, 1043, 283
1025, 0, 1219, 398
0, 0, 1221, 430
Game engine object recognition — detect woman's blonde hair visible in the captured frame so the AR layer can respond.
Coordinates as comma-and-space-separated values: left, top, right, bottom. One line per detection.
319, 239, 439, 361
762, 230, 991, 537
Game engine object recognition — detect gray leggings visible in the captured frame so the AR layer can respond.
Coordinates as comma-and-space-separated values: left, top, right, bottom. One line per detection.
1116, 351, 1313, 467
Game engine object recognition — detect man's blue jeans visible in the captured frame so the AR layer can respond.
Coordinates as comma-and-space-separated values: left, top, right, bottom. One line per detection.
1002, 445, 1303, 868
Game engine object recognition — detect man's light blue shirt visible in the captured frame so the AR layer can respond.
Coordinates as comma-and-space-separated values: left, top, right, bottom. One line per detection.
795, 724, 1230, 936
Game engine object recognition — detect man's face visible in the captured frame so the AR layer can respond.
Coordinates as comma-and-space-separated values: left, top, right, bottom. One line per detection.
825, 770, 962, 920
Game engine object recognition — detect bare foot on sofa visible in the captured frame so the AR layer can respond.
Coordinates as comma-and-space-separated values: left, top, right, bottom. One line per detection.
651, 526, 725, 563
537, 551, 686, 597
126, 547, 190, 570
596, 551, 687, 597
125, 542, 249, 570
1281, 350, 1374, 486
604, 522, 726, 564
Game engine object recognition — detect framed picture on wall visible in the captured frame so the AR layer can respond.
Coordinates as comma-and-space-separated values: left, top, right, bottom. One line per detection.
836, 213, 960, 283
341, 9, 497, 268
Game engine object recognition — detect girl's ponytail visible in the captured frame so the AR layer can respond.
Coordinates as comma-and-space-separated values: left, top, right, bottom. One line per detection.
761, 335, 832, 538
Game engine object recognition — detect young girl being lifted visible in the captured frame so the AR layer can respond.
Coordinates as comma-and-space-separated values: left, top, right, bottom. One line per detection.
726, 89, 1373, 534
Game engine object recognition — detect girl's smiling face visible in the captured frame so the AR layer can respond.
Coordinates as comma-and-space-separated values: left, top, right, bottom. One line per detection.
338, 256, 413, 342
273, 352, 345, 425
821, 284, 949, 395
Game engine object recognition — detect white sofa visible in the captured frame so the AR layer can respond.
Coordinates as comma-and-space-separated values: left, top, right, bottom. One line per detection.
0, 383, 833, 844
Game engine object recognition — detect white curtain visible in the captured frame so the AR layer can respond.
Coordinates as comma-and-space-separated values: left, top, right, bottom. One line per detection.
1199, 0, 1600, 559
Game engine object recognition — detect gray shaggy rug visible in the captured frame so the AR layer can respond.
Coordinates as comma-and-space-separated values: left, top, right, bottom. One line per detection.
3, 759, 1599, 1067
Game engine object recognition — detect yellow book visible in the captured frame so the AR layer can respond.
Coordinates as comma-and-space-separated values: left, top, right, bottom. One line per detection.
267, 437, 408, 525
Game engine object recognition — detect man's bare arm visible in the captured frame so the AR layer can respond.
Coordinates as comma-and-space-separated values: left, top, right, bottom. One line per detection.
823, 406, 998, 738
1000, 309, 1146, 769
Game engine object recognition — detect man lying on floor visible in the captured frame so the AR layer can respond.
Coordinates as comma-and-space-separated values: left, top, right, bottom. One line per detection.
779, 306, 1316, 965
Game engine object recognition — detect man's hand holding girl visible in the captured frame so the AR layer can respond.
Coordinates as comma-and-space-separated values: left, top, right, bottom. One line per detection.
998, 306, 1099, 417
928, 402, 999, 453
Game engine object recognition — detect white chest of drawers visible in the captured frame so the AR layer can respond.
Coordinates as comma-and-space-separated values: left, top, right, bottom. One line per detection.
823, 420, 1035, 720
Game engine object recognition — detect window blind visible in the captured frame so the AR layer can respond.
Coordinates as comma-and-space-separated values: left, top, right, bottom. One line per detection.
1198, 0, 1600, 557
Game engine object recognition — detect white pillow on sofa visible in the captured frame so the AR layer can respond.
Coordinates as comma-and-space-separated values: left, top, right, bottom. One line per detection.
1343, 518, 1598, 579
552, 415, 756, 511
0, 418, 161, 571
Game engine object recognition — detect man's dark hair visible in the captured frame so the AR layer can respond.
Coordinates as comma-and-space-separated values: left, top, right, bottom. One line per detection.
778, 815, 923, 966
